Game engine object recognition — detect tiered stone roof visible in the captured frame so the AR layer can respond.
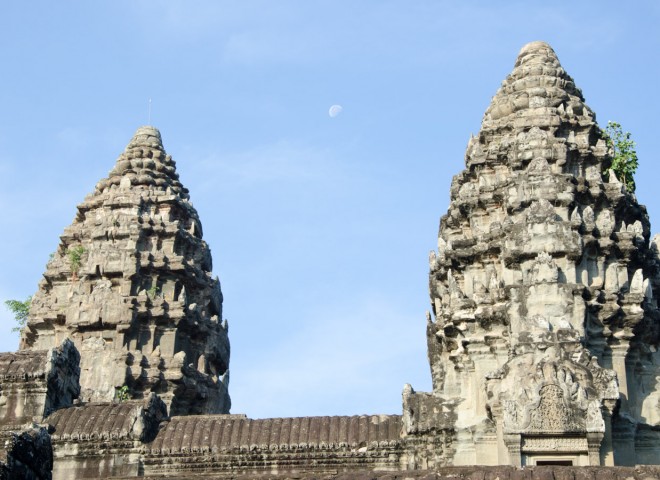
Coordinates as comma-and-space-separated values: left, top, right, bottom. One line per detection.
21, 126, 230, 415
0, 350, 48, 380
147, 414, 402, 454
426, 40, 660, 465
47, 394, 166, 443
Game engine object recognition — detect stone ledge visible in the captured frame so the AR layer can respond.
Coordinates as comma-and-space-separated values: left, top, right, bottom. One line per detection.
108, 465, 660, 480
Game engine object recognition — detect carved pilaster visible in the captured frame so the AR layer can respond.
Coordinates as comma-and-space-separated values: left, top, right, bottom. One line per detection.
611, 344, 630, 410
503, 434, 521, 466
600, 399, 616, 466
587, 432, 604, 466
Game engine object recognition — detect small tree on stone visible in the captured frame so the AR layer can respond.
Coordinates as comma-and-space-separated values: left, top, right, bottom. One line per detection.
4, 296, 32, 332
116, 385, 130, 402
67, 245, 86, 280
602, 121, 639, 193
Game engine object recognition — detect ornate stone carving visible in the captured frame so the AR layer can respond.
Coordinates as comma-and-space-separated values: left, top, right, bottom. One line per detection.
499, 359, 610, 435
425, 40, 659, 466
521, 436, 588, 453
20, 127, 230, 415
0, 41, 657, 478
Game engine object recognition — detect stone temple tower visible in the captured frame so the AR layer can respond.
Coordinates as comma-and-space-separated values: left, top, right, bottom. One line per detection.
20, 126, 230, 415
423, 42, 659, 466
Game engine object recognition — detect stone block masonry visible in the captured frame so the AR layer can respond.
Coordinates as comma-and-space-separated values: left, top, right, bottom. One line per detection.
423, 40, 660, 467
20, 127, 230, 416
0, 41, 658, 479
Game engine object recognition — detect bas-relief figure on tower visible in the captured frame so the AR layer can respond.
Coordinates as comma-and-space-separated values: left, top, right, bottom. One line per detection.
0, 41, 658, 479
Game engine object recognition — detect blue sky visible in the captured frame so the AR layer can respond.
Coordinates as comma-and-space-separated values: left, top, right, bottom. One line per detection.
0, 1, 659, 418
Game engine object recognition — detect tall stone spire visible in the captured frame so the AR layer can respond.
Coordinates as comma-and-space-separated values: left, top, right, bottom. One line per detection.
21, 126, 230, 415
424, 42, 659, 465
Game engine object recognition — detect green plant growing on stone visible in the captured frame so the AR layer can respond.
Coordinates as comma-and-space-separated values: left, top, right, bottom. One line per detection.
115, 385, 130, 402
67, 245, 86, 278
602, 121, 638, 193
147, 285, 161, 300
4, 296, 32, 332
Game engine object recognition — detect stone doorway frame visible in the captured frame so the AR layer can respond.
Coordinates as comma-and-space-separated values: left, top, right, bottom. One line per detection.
505, 433, 602, 466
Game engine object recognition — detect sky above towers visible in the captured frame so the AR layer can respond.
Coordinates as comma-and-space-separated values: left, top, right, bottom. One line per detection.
1, 1, 659, 419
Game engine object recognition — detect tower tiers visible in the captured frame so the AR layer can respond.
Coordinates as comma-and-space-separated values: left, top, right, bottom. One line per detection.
21, 126, 231, 415
423, 41, 660, 466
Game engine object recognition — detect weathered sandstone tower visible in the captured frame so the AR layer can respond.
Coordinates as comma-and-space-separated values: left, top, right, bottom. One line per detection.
1, 42, 659, 478
424, 41, 659, 466
20, 126, 230, 415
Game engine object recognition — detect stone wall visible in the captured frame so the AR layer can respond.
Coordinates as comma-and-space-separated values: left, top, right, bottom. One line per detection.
46, 394, 166, 479
107, 466, 660, 479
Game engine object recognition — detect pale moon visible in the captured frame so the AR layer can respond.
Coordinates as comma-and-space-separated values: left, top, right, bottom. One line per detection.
328, 104, 343, 118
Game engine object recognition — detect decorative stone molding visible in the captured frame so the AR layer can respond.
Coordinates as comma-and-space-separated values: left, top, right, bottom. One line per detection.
521, 436, 588, 453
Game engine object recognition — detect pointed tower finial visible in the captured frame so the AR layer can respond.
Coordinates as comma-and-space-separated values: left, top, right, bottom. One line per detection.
127, 125, 163, 150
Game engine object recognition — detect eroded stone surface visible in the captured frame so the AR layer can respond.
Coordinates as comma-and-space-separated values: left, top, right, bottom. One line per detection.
106, 465, 660, 479
0, 339, 80, 426
47, 393, 167, 443
2, 42, 658, 480
421, 41, 660, 466
20, 127, 230, 415
0, 341, 78, 480
0, 426, 53, 480
144, 414, 404, 477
